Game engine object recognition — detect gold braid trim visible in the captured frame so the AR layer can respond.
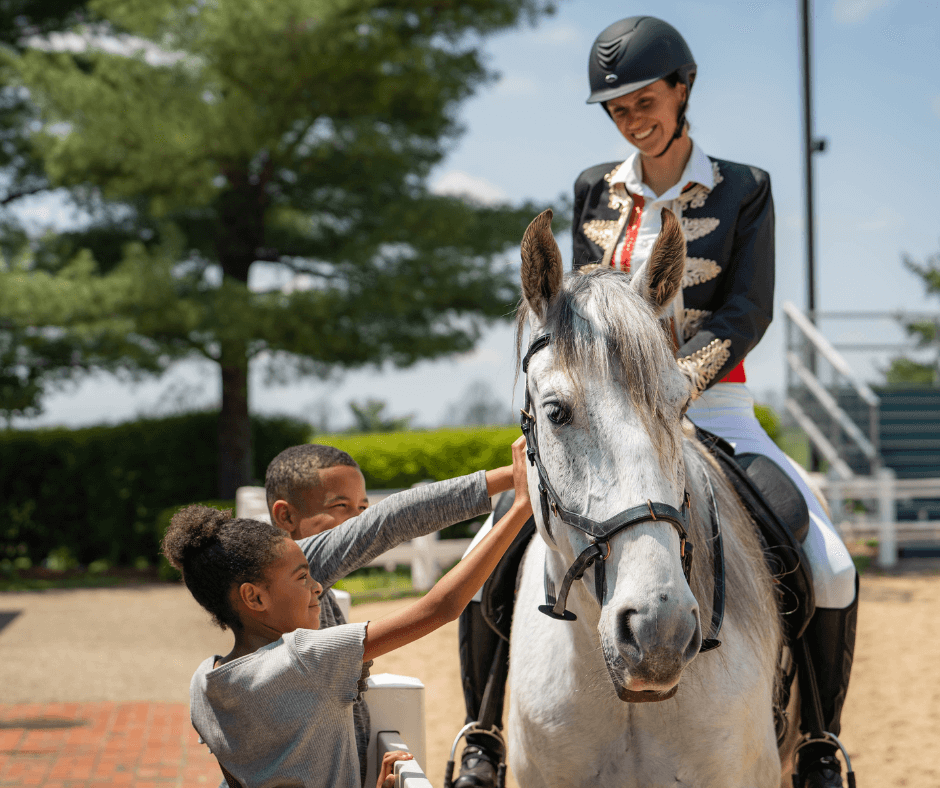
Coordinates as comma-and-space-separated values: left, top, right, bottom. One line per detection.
677, 338, 731, 398
682, 257, 721, 287
682, 217, 720, 242
582, 219, 623, 254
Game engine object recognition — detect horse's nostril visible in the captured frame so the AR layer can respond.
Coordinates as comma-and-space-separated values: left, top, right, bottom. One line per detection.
616, 608, 639, 651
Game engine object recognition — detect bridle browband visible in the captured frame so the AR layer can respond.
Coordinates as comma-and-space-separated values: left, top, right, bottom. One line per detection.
520, 333, 724, 653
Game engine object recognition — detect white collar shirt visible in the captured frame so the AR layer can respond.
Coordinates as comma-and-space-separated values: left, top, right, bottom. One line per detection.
608, 138, 714, 271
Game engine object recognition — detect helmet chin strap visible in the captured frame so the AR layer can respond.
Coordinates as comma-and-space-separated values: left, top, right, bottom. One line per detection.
653, 99, 689, 159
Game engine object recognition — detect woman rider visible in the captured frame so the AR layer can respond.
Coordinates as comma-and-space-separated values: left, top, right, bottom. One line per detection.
453, 16, 858, 788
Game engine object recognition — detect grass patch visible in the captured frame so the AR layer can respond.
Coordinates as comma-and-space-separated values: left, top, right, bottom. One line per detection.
0, 566, 162, 592
334, 566, 417, 604
852, 554, 872, 574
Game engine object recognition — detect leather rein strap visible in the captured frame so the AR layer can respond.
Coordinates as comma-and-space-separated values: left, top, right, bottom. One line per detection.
520, 333, 724, 652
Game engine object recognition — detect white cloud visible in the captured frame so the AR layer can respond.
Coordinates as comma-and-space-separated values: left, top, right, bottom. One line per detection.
430, 170, 508, 205
832, 0, 891, 25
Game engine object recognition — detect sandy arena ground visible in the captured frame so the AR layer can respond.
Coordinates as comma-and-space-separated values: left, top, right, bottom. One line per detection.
1, 567, 938, 787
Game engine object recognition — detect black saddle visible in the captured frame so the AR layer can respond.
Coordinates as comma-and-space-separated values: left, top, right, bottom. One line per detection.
696, 427, 816, 640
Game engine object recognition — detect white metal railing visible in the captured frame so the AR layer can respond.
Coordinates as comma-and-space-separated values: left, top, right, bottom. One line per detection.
783, 302, 880, 406
783, 301, 881, 475
815, 468, 940, 568
784, 397, 854, 480
235, 486, 474, 591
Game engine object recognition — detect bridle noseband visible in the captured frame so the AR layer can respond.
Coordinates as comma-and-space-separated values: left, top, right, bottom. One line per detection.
520, 333, 724, 653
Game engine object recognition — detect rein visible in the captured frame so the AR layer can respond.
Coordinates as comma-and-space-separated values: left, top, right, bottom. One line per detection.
520, 333, 724, 652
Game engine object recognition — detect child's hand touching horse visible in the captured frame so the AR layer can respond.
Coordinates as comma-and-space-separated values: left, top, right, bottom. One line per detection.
362, 435, 532, 661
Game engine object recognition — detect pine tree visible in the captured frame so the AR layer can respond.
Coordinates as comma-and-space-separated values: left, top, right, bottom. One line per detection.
3, 0, 559, 493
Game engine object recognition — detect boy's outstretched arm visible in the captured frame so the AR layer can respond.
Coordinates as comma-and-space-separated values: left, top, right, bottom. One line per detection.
298, 453, 518, 589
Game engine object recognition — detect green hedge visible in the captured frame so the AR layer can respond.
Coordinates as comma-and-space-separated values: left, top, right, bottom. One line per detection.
0, 412, 310, 567
313, 426, 522, 489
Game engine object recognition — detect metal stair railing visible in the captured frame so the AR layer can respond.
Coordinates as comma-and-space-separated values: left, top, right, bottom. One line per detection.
783, 301, 881, 477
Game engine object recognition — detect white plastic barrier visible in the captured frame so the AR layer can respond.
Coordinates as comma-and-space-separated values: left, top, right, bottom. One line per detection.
365, 674, 429, 788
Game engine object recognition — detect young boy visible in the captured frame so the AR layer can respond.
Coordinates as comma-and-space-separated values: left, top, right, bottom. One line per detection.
262, 443, 515, 786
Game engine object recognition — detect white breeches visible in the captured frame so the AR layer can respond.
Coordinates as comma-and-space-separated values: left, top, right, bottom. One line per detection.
688, 383, 857, 610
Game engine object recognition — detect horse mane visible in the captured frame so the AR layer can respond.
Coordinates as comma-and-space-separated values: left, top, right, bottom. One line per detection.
516, 268, 682, 470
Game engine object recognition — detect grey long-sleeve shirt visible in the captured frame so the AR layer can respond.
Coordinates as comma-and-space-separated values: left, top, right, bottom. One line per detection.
297, 470, 493, 784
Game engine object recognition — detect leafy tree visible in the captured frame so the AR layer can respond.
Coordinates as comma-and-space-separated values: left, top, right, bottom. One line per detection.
2, 0, 559, 494
884, 246, 940, 386
0, 1, 95, 421
347, 398, 413, 433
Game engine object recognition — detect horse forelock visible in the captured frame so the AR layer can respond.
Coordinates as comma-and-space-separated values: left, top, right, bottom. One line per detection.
517, 268, 685, 471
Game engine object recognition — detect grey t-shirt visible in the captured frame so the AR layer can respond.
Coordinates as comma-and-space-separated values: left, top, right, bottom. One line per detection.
211, 470, 493, 787
192, 623, 368, 788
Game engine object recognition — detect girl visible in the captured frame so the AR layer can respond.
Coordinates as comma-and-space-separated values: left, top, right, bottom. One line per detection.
164, 437, 532, 788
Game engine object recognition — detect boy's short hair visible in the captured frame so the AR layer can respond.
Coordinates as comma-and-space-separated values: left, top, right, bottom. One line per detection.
265, 444, 360, 511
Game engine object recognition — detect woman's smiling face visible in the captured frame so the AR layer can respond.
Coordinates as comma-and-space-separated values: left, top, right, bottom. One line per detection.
606, 79, 687, 156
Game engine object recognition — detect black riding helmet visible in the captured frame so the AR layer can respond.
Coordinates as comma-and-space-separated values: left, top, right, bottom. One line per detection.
587, 16, 696, 157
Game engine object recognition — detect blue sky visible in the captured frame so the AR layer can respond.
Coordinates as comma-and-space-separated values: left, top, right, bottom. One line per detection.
12, 0, 940, 430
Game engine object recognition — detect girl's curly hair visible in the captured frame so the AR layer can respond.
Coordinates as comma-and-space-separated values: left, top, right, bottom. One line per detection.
162, 504, 286, 630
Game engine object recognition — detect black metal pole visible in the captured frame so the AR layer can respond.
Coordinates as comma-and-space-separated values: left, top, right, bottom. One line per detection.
801, 0, 817, 324
800, 0, 824, 471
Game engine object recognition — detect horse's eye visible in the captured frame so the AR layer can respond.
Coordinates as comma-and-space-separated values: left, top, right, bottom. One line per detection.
546, 403, 572, 425
680, 397, 692, 417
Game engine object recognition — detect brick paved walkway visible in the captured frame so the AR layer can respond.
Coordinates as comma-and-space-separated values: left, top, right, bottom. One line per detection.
0, 703, 220, 787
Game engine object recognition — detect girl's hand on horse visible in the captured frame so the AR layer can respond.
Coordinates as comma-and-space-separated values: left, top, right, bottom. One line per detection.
376, 749, 412, 788
510, 435, 532, 514
360, 436, 535, 662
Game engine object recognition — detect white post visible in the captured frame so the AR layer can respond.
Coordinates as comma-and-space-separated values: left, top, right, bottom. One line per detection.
825, 469, 842, 532
364, 674, 427, 788
410, 532, 440, 592
877, 467, 897, 568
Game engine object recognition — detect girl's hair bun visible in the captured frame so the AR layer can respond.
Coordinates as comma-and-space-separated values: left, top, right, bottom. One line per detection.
162, 504, 233, 571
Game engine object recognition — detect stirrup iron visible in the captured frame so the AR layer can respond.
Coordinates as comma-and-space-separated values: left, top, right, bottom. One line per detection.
791, 732, 856, 788
443, 723, 506, 788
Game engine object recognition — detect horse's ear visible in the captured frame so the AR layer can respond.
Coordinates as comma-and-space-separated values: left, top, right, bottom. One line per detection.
634, 208, 686, 316
521, 209, 563, 317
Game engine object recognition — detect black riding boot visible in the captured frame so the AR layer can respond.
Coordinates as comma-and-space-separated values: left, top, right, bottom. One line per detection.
797, 577, 859, 788
455, 601, 507, 788
453, 495, 535, 788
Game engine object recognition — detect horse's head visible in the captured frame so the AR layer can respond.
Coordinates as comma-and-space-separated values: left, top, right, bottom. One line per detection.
517, 208, 702, 701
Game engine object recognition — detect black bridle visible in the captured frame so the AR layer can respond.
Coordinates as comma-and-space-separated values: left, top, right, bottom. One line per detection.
520, 333, 724, 653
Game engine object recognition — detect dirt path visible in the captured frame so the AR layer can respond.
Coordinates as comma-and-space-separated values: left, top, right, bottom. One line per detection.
1, 570, 937, 787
